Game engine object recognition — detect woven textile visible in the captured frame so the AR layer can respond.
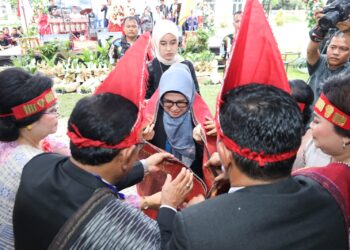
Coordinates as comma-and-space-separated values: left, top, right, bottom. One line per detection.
0, 142, 41, 250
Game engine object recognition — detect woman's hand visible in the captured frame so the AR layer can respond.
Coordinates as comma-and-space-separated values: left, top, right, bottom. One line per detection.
142, 123, 155, 141
204, 116, 217, 136
141, 192, 161, 210
192, 124, 202, 143
182, 195, 205, 208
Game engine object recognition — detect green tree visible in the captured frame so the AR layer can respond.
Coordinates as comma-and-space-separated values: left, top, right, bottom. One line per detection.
304, 0, 324, 28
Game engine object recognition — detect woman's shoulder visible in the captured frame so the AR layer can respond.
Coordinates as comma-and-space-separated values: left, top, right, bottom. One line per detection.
181, 60, 195, 70
0, 143, 42, 170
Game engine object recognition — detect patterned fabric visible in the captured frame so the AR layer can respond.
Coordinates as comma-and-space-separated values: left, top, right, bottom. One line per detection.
0, 142, 41, 250
50, 189, 160, 250
70, 200, 160, 249
0, 136, 66, 249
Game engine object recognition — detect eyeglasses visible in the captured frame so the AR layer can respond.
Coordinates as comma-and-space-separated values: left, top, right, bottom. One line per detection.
161, 99, 189, 109
43, 105, 59, 116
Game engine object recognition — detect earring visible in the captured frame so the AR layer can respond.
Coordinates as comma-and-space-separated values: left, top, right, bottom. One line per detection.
343, 139, 346, 150
26, 125, 32, 131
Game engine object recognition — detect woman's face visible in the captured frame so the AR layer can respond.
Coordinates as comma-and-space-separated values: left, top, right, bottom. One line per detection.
159, 33, 178, 61
310, 113, 344, 156
162, 92, 189, 118
32, 104, 59, 139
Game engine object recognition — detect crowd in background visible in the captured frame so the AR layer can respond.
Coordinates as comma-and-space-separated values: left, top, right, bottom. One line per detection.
0, 27, 23, 50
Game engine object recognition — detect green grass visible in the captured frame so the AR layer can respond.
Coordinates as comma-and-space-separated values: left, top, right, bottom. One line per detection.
286, 67, 309, 82
201, 84, 221, 114
284, 15, 304, 24
57, 93, 89, 118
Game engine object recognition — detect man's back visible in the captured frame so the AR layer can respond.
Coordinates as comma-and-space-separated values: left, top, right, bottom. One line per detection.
165, 177, 348, 250
13, 153, 144, 249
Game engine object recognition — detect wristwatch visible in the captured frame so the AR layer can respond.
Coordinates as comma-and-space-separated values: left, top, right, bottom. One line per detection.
142, 196, 149, 210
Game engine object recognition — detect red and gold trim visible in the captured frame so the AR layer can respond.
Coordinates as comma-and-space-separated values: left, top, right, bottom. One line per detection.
0, 89, 56, 120
314, 93, 350, 131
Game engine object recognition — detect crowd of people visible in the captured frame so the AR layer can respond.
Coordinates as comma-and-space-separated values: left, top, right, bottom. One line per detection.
0, 27, 23, 50
1, 0, 350, 249
103, 0, 201, 33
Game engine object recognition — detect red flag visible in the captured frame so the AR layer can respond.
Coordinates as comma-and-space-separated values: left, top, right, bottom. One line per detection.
17, 0, 21, 17
67, 33, 151, 149
221, 0, 289, 97
215, 0, 295, 167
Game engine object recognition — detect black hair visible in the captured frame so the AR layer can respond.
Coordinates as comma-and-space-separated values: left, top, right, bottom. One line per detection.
234, 11, 242, 16
219, 84, 303, 181
289, 79, 314, 132
123, 16, 139, 26
332, 30, 346, 39
0, 68, 53, 141
69, 93, 138, 166
322, 74, 350, 138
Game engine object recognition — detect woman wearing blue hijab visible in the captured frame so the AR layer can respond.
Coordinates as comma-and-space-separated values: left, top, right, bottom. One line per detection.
147, 63, 204, 177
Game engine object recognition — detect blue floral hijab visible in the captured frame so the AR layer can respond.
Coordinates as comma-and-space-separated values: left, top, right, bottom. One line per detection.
159, 63, 196, 167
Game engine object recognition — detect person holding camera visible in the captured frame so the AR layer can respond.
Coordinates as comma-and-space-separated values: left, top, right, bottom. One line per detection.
307, 2, 350, 105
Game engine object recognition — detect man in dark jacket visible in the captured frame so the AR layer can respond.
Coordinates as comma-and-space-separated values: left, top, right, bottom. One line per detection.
13, 93, 192, 250
109, 16, 140, 64
162, 84, 349, 250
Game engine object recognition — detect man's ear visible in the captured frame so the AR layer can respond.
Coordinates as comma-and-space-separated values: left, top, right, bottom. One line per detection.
217, 140, 234, 171
118, 145, 138, 172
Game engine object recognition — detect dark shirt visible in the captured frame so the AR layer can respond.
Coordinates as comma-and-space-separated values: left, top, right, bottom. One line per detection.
308, 55, 350, 105
183, 16, 198, 31
0, 39, 9, 47
159, 4, 168, 18
164, 176, 348, 249
13, 153, 144, 250
146, 58, 200, 99
220, 33, 234, 60
109, 35, 138, 62
48, 4, 58, 15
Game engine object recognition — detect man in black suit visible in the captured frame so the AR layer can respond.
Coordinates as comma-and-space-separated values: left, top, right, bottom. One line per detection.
13, 93, 193, 250
162, 84, 349, 250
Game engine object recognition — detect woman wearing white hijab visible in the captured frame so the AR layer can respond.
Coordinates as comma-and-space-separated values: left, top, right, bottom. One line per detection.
146, 20, 200, 99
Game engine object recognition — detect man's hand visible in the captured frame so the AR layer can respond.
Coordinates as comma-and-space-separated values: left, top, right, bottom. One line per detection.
204, 152, 221, 169
145, 152, 175, 172
314, 9, 324, 24
336, 15, 350, 33
161, 168, 193, 208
